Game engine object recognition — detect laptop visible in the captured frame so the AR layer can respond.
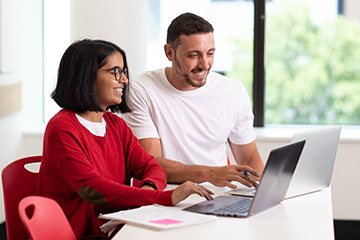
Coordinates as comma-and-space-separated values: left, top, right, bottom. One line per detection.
183, 140, 305, 218
227, 126, 341, 199
285, 126, 341, 198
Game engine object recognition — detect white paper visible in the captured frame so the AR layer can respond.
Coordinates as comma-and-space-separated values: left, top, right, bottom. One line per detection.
226, 186, 256, 197
99, 205, 217, 231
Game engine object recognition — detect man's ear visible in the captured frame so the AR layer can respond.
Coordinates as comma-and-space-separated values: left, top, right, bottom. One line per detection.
164, 44, 174, 61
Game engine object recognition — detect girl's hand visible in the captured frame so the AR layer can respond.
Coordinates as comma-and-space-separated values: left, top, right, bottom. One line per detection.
171, 181, 214, 205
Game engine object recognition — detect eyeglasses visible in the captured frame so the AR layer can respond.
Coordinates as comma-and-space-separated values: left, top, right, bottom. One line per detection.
112, 67, 128, 82
102, 67, 128, 82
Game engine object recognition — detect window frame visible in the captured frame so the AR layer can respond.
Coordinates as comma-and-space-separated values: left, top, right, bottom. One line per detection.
253, 0, 265, 127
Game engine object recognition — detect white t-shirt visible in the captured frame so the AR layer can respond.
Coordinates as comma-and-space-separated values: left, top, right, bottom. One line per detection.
75, 114, 106, 137
122, 68, 255, 166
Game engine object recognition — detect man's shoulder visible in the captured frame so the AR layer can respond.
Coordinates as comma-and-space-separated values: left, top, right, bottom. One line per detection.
133, 68, 165, 84
131, 68, 168, 95
208, 71, 246, 89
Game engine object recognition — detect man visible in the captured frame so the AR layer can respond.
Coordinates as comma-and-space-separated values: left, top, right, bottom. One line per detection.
122, 12, 264, 189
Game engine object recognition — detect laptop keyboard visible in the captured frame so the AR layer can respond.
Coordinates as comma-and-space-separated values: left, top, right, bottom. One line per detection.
212, 197, 252, 216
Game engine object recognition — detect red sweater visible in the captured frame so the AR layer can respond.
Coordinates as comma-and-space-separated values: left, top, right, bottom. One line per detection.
39, 109, 173, 239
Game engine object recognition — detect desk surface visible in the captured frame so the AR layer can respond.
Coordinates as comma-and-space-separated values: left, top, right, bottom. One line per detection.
113, 183, 334, 240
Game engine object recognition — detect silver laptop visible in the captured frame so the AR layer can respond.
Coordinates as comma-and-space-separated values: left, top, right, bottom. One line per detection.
227, 126, 341, 199
285, 126, 341, 198
183, 140, 305, 218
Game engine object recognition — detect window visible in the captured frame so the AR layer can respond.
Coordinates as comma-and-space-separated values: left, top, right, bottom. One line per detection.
265, 0, 360, 125
227, 0, 360, 126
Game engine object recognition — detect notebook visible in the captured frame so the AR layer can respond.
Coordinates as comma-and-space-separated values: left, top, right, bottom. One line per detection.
285, 126, 341, 198
183, 140, 305, 218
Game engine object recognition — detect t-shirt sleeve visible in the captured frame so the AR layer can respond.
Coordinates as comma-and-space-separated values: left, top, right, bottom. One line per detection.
121, 81, 160, 140
228, 83, 256, 145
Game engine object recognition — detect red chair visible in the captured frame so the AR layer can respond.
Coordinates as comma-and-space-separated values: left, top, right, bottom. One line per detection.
1, 156, 41, 240
18, 196, 76, 240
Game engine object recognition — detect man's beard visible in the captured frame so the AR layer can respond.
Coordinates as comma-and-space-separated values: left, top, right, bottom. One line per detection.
174, 55, 208, 88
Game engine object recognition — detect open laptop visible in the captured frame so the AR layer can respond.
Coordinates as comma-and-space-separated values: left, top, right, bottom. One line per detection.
183, 140, 305, 218
285, 126, 341, 198
227, 126, 341, 199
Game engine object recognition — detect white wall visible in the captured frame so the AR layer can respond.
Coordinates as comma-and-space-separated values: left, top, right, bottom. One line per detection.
345, 0, 360, 24
0, 0, 43, 222
331, 140, 360, 220
71, 0, 148, 77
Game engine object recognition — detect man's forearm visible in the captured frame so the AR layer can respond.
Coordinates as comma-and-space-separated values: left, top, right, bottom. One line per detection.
154, 157, 209, 183
139, 138, 211, 183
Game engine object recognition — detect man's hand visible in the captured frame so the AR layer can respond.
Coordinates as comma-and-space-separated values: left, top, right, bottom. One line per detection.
204, 165, 260, 189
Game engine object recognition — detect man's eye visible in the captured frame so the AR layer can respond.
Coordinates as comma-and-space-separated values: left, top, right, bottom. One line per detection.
188, 54, 198, 58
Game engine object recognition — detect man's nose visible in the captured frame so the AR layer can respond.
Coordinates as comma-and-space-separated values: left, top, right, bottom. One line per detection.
198, 55, 210, 69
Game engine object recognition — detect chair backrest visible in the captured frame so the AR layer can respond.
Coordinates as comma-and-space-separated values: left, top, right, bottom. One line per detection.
1, 156, 41, 240
18, 196, 76, 240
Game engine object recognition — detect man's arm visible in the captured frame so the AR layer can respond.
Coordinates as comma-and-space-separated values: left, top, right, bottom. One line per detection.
138, 138, 208, 183
139, 138, 260, 189
228, 140, 264, 181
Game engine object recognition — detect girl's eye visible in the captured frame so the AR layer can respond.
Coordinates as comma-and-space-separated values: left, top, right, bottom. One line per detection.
110, 68, 119, 74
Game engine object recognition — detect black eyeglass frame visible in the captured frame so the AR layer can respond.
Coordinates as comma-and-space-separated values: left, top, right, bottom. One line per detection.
101, 67, 128, 82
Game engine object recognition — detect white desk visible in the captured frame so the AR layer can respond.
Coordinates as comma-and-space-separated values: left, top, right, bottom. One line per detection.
113, 184, 334, 240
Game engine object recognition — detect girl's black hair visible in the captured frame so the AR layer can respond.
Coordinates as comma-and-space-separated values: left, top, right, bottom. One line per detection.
51, 39, 131, 113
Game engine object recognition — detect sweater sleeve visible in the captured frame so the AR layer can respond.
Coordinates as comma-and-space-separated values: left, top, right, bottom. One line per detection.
46, 117, 173, 212
117, 116, 167, 191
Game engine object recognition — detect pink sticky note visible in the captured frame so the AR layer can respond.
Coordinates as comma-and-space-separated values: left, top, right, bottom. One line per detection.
149, 218, 183, 225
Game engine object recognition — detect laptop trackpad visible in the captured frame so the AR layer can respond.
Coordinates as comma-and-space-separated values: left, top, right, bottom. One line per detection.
184, 195, 251, 217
